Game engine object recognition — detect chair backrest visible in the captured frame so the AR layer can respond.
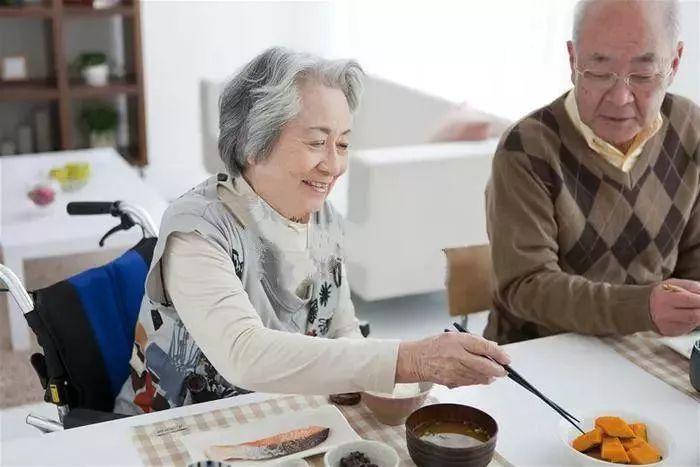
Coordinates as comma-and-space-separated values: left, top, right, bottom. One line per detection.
26, 237, 156, 412
443, 244, 493, 317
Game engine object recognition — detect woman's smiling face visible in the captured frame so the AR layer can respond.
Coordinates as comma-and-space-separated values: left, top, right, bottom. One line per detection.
243, 80, 352, 222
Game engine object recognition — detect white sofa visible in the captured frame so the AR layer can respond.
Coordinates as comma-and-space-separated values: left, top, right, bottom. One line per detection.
200, 76, 502, 301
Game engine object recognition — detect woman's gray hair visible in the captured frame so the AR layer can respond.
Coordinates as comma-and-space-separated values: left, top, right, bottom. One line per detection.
572, 0, 680, 45
218, 47, 364, 177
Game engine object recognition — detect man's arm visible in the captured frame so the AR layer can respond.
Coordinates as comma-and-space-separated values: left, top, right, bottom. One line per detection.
673, 182, 700, 281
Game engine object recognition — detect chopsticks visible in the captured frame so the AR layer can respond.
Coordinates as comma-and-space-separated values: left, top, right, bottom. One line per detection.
450, 322, 585, 434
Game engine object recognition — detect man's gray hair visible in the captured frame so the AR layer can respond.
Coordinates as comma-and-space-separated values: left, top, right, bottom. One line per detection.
218, 47, 364, 177
572, 0, 680, 45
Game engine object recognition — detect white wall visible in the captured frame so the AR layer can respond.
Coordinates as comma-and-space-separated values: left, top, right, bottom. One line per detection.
140, 0, 335, 196
140, 0, 700, 196
335, 0, 700, 120
670, 0, 700, 102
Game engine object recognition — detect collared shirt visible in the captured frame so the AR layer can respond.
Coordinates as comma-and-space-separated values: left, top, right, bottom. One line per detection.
564, 90, 663, 173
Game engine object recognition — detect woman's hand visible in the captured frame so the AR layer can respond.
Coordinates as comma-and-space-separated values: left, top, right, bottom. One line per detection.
396, 332, 511, 388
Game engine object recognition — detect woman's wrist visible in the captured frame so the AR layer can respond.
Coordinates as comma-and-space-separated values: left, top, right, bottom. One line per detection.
395, 340, 423, 383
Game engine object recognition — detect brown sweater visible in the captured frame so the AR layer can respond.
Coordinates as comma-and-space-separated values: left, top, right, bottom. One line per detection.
485, 93, 700, 344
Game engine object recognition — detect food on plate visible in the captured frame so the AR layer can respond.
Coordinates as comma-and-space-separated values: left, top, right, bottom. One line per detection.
571, 417, 661, 465
601, 436, 630, 463
49, 162, 90, 191
595, 416, 636, 438
339, 451, 378, 467
205, 425, 330, 461
630, 423, 648, 441
27, 184, 55, 206
627, 440, 662, 464
572, 427, 603, 452
415, 420, 490, 448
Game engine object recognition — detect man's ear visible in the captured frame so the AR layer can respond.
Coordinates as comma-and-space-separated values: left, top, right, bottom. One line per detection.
567, 41, 577, 85
669, 41, 684, 81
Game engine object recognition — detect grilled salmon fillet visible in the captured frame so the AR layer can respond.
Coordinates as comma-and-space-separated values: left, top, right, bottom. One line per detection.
205, 425, 330, 461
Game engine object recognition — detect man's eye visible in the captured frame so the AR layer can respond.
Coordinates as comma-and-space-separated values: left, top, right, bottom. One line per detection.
630, 74, 655, 83
585, 71, 613, 80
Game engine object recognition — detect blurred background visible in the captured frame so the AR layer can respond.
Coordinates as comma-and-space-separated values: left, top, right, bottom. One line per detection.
1, 0, 699, 413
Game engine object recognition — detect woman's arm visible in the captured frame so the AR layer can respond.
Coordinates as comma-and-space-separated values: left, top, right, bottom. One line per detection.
162, 231, 399, 395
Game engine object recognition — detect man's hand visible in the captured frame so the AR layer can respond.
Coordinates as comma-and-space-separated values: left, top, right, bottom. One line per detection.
650, 279, 700, 336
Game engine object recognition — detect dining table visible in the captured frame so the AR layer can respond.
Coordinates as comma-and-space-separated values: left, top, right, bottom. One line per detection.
1, 332, 697, 466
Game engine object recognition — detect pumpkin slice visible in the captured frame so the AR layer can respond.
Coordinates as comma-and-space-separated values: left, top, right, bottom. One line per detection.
573, 427, 604, 452
601, 436, 630, 464
621, 437, 644, 450
630, 423, 648, 442
596, 416, 636, 438
627, 440, 661, 465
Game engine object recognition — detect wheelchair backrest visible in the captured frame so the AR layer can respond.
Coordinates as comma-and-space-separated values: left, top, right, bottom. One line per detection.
27, 237, 156, 412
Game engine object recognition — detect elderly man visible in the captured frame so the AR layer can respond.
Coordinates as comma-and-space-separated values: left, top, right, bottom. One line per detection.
485, 0, 700, 344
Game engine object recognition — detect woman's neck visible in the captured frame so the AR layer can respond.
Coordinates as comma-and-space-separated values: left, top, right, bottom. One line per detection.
241, 174, 310, 224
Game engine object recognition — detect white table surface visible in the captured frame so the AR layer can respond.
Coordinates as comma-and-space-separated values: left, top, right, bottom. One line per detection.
1, 334, 698, 466
0, 148, 168, 351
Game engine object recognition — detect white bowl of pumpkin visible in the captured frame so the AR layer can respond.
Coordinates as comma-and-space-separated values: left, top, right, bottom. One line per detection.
559, 411, 672, 466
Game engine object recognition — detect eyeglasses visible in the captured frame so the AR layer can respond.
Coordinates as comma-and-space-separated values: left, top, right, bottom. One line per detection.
574, 66, 672, 92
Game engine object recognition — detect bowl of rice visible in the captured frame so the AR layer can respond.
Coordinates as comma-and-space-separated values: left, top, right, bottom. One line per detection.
362, 382, 433, 426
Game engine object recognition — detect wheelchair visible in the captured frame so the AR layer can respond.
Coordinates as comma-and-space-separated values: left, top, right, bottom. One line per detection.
1, 200, 370, 432
0, 201, 157, 432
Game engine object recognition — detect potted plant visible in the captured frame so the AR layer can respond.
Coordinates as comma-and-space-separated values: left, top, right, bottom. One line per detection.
76, 52, 109, 87
82, 102, 118, 148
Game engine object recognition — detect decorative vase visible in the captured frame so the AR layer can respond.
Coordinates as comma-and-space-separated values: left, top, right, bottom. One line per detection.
89, 131, 116, 148
82, 64, 109, 87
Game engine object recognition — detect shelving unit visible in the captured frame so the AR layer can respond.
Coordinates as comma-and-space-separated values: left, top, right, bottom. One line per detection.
0, 0, 147, 165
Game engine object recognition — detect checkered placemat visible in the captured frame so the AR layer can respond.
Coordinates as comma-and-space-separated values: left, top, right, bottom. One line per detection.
131, 394, 440, 467
602, 331, 699, 402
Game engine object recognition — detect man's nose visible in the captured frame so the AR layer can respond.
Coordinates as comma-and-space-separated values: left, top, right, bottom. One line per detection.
604, 77, 635, 107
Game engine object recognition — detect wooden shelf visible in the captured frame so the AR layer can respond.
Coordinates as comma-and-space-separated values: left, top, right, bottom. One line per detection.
117, 145, 145, 166
68, 77, 138, 98
0, 4, 54, 18
0, 0, 146, 166
0, 79, 59, 101
62, 4, 134, 17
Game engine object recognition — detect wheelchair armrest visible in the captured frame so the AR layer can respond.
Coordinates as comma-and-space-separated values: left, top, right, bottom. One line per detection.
63, 408, 130, 429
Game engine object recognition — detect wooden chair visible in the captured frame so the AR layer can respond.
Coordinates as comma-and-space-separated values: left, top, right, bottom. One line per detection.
443, 244, 493, 328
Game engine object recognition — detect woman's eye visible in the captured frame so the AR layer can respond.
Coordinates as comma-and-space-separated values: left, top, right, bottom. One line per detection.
309, 141, 325, 148
337, 143, 349, 150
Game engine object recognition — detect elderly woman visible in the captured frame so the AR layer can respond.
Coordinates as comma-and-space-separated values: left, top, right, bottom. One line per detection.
115, 47, 510, 414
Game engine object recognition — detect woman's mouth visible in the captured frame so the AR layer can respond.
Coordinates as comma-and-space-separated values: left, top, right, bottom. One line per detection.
302, 180, 330, 193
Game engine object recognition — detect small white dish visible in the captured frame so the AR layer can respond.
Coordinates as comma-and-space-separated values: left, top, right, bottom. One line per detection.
323, 440, 399, 467
558, 410, 672, 466
181, 405, 360, 466
271, 459, 309, 467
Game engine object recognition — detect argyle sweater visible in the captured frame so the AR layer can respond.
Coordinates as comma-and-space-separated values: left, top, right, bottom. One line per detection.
485, 93, 700, 344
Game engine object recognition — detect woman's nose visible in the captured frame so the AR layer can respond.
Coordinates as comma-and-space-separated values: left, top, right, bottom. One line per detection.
319, 146, 343, 175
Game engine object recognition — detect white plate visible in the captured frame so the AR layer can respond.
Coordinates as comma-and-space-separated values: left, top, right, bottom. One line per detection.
659, 331, 699, 359
181, 405, 360, 466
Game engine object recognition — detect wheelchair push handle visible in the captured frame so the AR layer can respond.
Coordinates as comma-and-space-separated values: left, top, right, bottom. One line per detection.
66, 201, 119, 216
66, 201, 158, 245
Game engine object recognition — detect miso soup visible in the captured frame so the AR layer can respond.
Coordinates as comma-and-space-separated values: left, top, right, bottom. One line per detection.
416, 420, 490, 448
